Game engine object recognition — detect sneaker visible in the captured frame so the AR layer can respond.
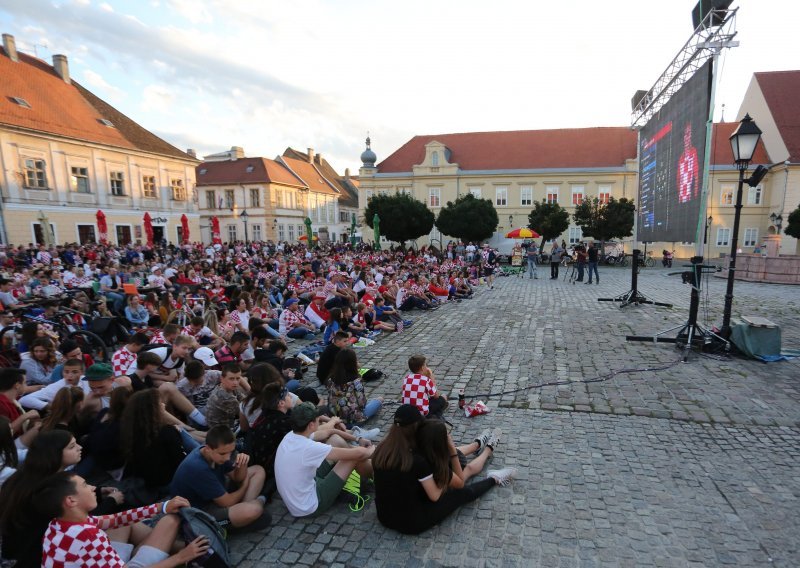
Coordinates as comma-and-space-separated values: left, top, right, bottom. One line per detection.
487, 467, 517, 487
473, 428, 492, 455
297, 352, 315, 365
403, 319, 413, 326
351, 426, 380, 441
486, 427, 502, 451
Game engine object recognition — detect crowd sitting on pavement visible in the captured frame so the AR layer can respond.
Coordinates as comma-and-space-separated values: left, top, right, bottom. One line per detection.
0, 238, 516, 565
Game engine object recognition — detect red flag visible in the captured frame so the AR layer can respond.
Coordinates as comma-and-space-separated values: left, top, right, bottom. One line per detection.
211, 216, 222, 245
143, 212, 154, 247
96, 210, 108, 245
181, 214, 190, 245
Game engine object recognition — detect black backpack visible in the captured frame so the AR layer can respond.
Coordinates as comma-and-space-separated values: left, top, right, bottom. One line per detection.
178, 507, 231, 568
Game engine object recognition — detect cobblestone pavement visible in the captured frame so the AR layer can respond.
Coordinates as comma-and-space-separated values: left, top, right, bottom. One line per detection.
231, 265, 800, 567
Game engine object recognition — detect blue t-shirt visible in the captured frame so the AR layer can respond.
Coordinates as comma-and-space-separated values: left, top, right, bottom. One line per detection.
323, 321, 340, 345
170, 446, 234, 508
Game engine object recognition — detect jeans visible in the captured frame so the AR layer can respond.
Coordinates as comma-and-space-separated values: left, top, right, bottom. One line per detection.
104, 291, 125, 312
400, 297, 430, 311
576, 262, 585, 281
287, 326, 315, 339
264, 324, 282, 339
550, 262, 559, 279
526, 258, 538, 278
286, 378, 301, 392
587, 261, 599, 283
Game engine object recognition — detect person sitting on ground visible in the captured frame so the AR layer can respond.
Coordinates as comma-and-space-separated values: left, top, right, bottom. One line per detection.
205, 363, 249, 431
38, 471, 208, 568
253, 340, 303, 390
126, 334, 194, 385
0, 367, 41, 449
326, 348, 383, 426
322, 307, 344, 345
20, 337, 57, 386
274, 402, 374, 518
39, 386, 84, 436
123, 293, 150, 328
278, 298, 317, 339
304, 292, 329, 331
240, 324, 270, 370
401, 354, 447, 418
316, 330, 351, 386
81, 388, 131, 476
248, 382, 294, 485
176, 357, 219, 416
170, 425, 269, 531
215, 331, 249, 365
373, 296, 412, 328
111, 332, 149, 377
19, 358, 84, 412
150, 322, 180, 346
182, 315, 224, 350
372, 405, 515, 535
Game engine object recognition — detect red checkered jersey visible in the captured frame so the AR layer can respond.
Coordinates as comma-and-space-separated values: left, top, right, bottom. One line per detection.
111, 346, 136, 377
323, 281, 336, 298
411, 284, 426, 296
41, 503, 159, 567
150, 330, 167, 345
401, 372, 437, 415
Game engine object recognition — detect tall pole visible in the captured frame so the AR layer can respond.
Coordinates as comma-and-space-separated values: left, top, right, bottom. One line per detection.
721, 166, 746, 334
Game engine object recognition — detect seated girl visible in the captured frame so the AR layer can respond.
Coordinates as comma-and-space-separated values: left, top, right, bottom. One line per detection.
326, 348, 382, 426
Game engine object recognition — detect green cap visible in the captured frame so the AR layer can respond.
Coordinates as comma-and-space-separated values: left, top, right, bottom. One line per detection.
84, 362, 114, 381
289, 401, 324, 430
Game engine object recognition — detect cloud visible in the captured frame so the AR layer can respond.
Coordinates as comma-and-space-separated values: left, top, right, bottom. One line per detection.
141, 84, 174, 113
82, 69, 126, 102
167, 0, 212, 24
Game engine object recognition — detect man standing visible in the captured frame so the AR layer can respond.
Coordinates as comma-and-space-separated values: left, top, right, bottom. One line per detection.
526, 242, 539, 280
586, 242, 600, 285
550, 242, 563, 280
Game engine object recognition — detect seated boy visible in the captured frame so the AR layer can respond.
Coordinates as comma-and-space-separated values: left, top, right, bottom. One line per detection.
215, 332, 249, 365
401, 354, 447, 417
111, 332, 150, 377
150, 323, 180, 346
316, 331, 351, 385
127, 335, 194, 384
170, 425, 269, 530
177, 359, 219, 415
274, 402, 373, 518
182, 316, 224, 350
39, 471, 207, 567
205, 363, 249, 431
19, 358, 84, 411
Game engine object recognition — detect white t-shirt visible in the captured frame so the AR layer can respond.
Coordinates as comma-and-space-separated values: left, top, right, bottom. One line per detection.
274, 431, 332, 517
19, 378, 73, 411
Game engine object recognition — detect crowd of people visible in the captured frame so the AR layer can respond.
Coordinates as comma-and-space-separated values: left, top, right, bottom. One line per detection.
0, 238, 516, 566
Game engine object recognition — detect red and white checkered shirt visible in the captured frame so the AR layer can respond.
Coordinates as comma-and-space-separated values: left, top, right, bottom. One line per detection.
401, 372, 437, 416
150, 330, 167, 345
279, 308, 308, 334
111, 346, 136, 377
322, 280, 336, 299
411, 284, 426, 296
41, 503, 159, 567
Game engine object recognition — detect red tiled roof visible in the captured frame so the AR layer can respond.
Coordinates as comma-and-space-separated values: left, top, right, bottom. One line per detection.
755, 70, 800, 162
196, 158, 306, 187
279, 156, 339, 195
0, 48, 193, 161
376, 128, 638, 172
710, 123, 771, 166
282, 148, 358, 207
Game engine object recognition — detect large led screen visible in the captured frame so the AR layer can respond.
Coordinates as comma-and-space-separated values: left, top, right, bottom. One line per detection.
637, 60, 712, 243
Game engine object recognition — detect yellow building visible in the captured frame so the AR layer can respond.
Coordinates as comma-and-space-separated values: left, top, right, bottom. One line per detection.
0, 33, 200, 246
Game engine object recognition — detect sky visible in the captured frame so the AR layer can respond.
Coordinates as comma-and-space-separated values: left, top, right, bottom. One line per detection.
0, 0, 797, 173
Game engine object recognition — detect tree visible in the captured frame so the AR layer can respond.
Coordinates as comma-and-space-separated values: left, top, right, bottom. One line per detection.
363, 193, 435, 246
573, 197, 635, 244
785, 206, 800, 239
434, 193, 499, 244
527, 200, 570, 248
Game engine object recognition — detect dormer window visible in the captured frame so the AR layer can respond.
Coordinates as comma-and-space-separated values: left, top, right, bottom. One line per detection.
245, 165, 254, 173
199, 168, 207, 175
431, 151, 439, 166
11, 96, 31, 109
97, 118, 115, 127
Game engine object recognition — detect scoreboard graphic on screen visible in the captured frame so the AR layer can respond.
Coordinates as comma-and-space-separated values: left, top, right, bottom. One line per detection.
638, 60, 712, 243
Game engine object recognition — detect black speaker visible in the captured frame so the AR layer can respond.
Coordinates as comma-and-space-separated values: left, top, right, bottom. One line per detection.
631, 90, 648, 111
692, 0, 733, 29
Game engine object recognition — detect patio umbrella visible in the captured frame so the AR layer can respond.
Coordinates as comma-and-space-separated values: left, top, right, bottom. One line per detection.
180, 214, 190, 245
96, 210, 108, 245
373, 213, 381, 251
505, 227, 540, 239
37, 210, 54, 247
211, 216, 222, 245
143, 212, 154, 247
298, 235, 319, 241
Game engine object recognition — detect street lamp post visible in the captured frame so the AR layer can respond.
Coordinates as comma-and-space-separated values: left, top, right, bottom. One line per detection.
240, 209, 249, 244
721, 114, 762, 335
704, 216, 713, 244
770, 212, 783, 234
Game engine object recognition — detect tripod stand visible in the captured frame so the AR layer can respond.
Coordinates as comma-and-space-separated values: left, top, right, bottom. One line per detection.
626, 256, 729, 361
598, 249, 673, 308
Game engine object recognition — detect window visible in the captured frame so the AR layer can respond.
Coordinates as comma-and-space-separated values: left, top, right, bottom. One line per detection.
142, 175, 157, 198
297, 225, 304, 238
365, 189, 373, 201
278, 224, 285, 241
598, 185, 611, 205
225, 189, 235, 209
568, 226, 583, 245
227, 224, 237, 242
546, 185, 559, 204
24, 159, 47, 188
252, 224, 262, 241
747, 185, 762, 205
571, 185, 584, 206
340, 210, 350, 222
171, 179, 186, 201
250, 188, 260, 208
716, 227, 731, 246
429, 187, 440, 207
743, 228, 758, 247
206, 190, 216, 209
288, 224, 295, 241
469, 187, 482, 199
70, 167, 90, 193
431, 151, 439, 166
110, 171, 125, 196
720, 185, 734, 206
116, 225, 132, 245
11, 97, 31, 109
520, 186, 533, 206
495, 186, 508, 206
77, 224, 96, 244
98, 118, 114, 127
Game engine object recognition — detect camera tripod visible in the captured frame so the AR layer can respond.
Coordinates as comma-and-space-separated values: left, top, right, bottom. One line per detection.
598, 249, 673, 308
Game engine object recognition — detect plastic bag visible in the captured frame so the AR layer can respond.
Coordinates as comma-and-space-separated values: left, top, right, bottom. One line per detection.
464, 400, 490, 417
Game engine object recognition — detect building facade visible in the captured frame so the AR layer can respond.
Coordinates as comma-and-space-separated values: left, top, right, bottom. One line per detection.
0, 34, 200, 246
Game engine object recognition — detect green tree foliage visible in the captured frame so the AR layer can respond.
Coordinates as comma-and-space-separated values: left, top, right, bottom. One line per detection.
527, 200, 570, 246
363, 193, 435, 245
434, 194, 499, 243
572, 197, 635, 242
785, 206, 800, 239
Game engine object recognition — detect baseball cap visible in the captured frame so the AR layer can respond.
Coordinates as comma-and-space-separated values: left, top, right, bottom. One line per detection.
285, 298, 299, 307
193, 347, 219, 367
289, 401, 325, 430
394, 404, 423, 427
84, 363, 114, 382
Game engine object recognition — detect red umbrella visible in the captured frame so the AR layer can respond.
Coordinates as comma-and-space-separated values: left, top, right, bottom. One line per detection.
211, 216, 222, 245
180, 214, 190, 245
143, 212, 154, 247
505, 227, 540, 239
96, 210, 108, 245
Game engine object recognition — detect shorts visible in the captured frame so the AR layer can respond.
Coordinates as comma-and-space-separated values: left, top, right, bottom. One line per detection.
200, 501, 230, 522
483, 267, 494, 277
312, 460, 346, 516
111, 542, 169, 567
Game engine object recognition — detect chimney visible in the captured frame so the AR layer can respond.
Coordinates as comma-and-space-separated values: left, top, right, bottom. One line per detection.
2, 34, 18, 62
345, 168, 350, 180
307, 148, 315, 163
52, 54, 70, 84
187, 149, 197, 158
230, 146, 244, 161
315, 153, 322, 165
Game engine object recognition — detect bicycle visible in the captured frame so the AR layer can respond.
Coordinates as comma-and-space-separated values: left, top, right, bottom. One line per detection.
0, 317, 109, 366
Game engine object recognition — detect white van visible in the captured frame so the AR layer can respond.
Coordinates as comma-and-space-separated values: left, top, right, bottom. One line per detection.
483, 233, 518, 262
